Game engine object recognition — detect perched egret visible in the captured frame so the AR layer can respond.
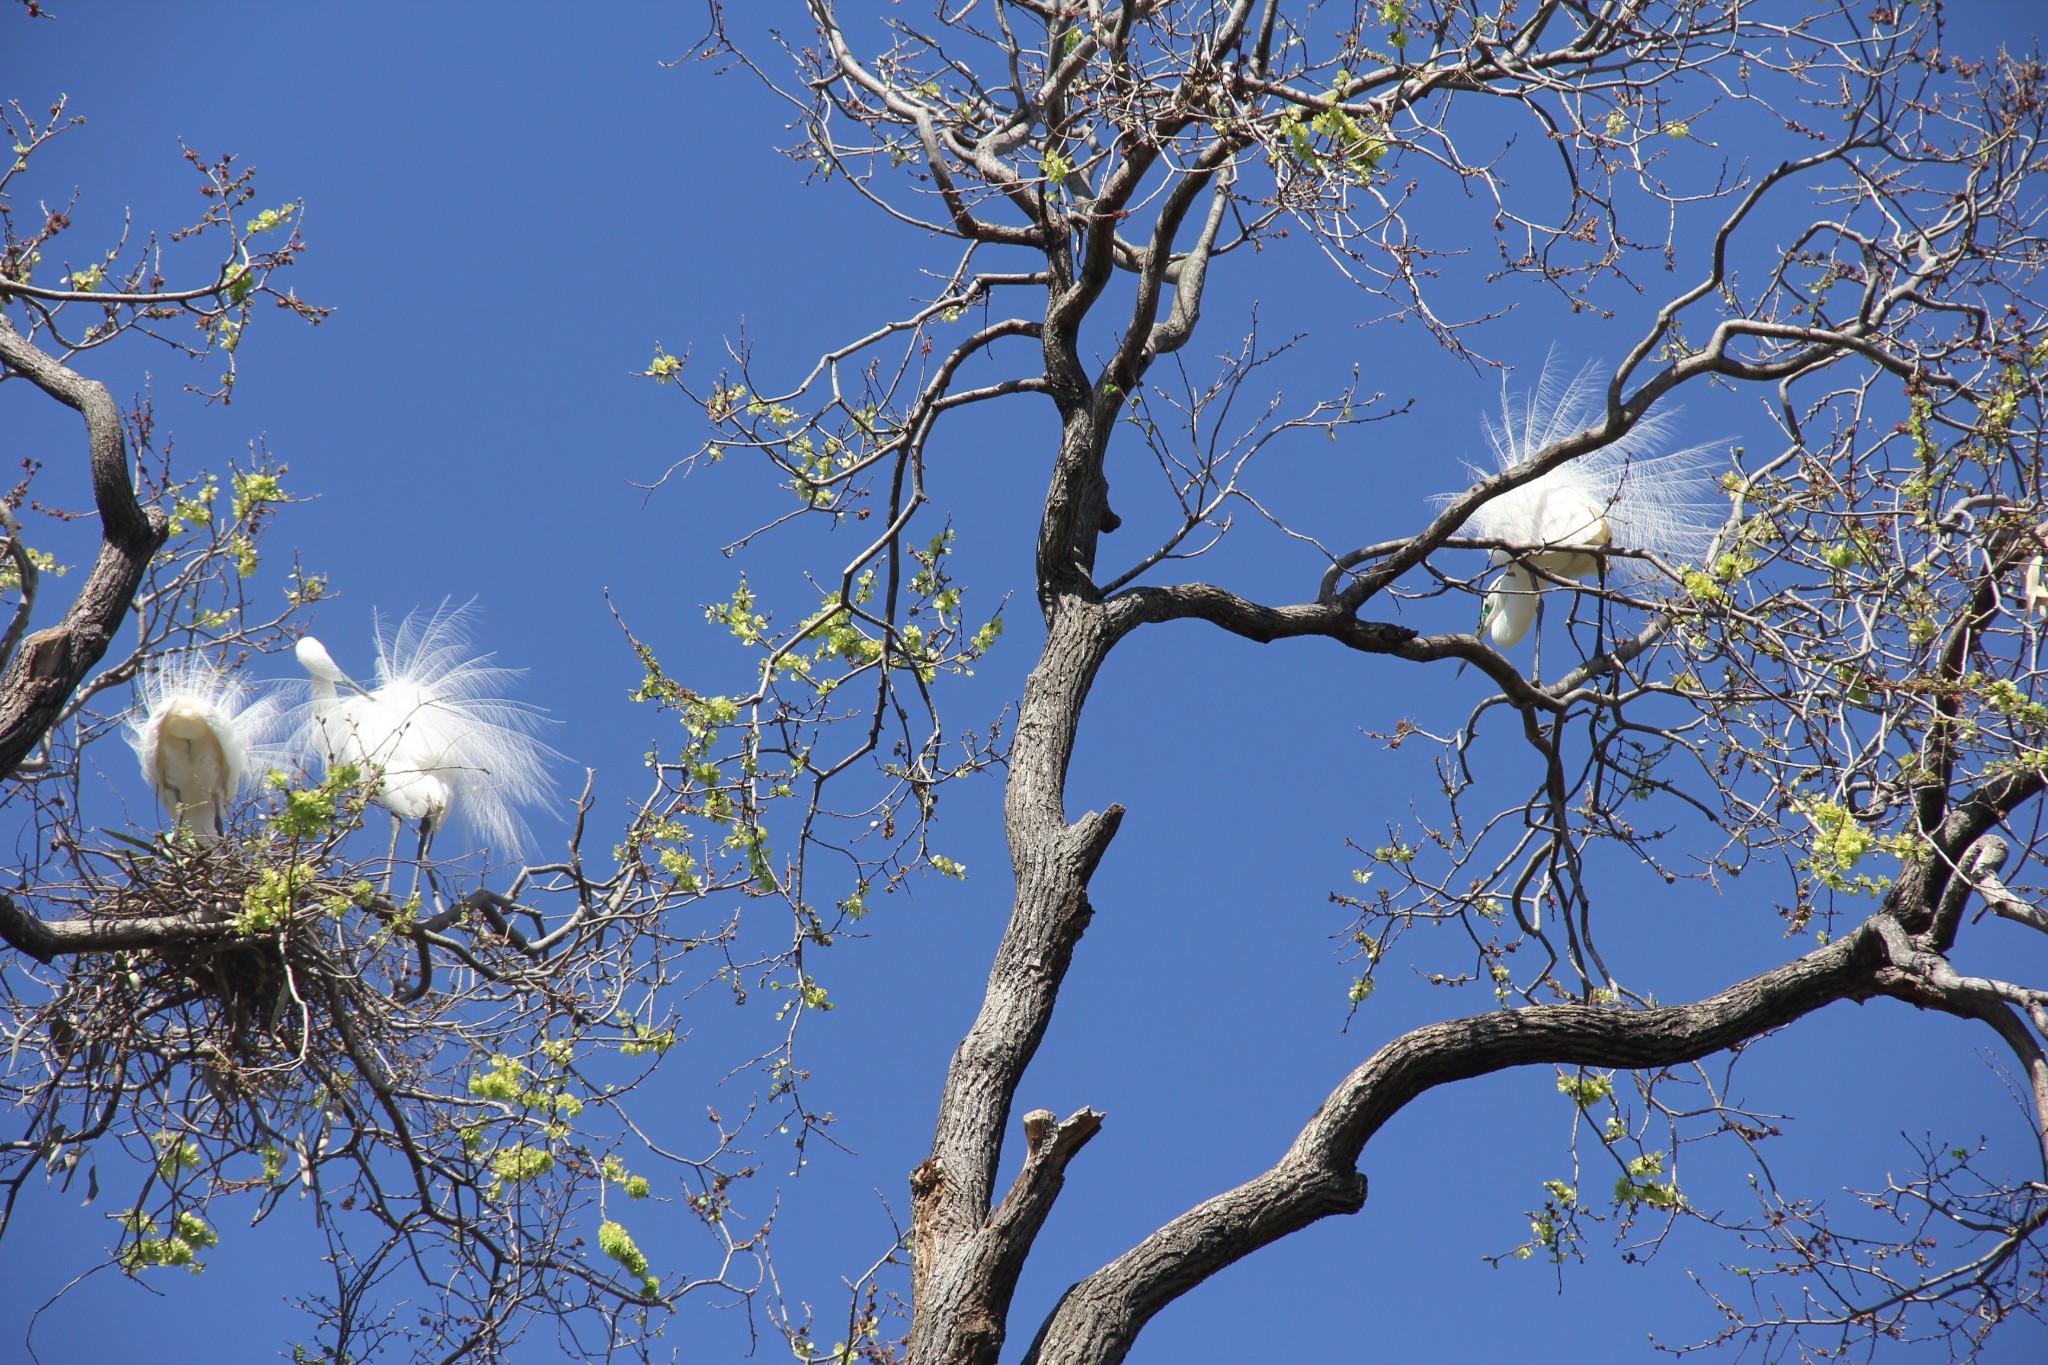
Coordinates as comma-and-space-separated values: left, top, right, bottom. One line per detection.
125, 655, 284, 842
294, 605, 555, 870
1440, 359, 1722, 649
2022, 521, 2048, 620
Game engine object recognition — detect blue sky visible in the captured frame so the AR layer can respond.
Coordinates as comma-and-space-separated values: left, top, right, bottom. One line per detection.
5, 3, 2048, 1363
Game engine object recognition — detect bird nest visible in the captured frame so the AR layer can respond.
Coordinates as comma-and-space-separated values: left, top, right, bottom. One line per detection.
31, 838, 440, 1085
2, 840, 504, 1259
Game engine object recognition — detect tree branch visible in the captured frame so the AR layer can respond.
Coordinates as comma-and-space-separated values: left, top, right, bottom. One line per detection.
0, 891, 226, 965
1024, 925, 1889, 1365
0, 313, 168, 782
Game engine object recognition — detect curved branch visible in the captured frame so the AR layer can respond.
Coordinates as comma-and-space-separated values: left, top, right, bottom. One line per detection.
0, 314, 168, 780
0, 315, 170, 959
1110, 580, 1556, 710
0, 278, 229, 307
1024, 925, 1888, 1365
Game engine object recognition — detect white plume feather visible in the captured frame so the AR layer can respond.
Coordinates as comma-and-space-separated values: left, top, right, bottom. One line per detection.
125, 654, 286, 841
1434, 357, 1726, 647
295, 603, 557, 859
1455, 358, 1724, 573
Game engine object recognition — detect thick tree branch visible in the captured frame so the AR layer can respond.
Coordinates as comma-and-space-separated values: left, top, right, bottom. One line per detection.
1109, 580, 1557, 709
0, 315, 171, 960
912, 1106, 1105, 1365
0, 501, 37, 675
1023, 925, 1890, 1365
909, 600, 1129, 1365
1145, 160, 1236, 358
0, 891, 225, 965
0, 314, 167, 786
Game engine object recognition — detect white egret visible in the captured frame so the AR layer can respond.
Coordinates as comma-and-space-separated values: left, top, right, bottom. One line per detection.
294, 605, 555, 871
125, 655, 284, 842
2022, 520, 2048, 621
1441, 359, 1723, 649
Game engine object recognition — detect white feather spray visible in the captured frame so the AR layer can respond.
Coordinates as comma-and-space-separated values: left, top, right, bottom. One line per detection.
295, 603, 556, 859
126, 655, 286, 842
1435, 359, 1724, 647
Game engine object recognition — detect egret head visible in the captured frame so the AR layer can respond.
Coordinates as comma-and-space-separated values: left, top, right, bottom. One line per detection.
296, 636, 362, 691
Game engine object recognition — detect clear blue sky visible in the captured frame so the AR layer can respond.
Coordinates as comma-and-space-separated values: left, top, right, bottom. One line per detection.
4, 4, 2047, 1363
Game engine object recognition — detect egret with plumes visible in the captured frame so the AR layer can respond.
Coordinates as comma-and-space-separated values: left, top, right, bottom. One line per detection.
126, 656, 284, 842
2022, 521, 2048, 622
1439, 359, 1723, 650
295, 605, 555, 875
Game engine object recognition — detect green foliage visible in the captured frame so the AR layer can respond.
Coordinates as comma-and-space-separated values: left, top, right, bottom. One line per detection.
601, 1155, 652, 1199
490, 1144, 554, 1187
838, 880, 871, 919
285, 566, 328, 608
1556, 1070, 1616, 1109
1980, 676, 2048, 727
468, 1054, 528, 1103
0, 543, 61, 594
645, 348, 683, 383
709, 578, 770, 647
1794, 798, 1919, 897
154, 1132, 202, 1178
118, 1209, 218, 1274
247, 204, 296, 234
1614, 1151, 1682, 1210
1511, 1180, 1581, 1263
236, 863, 319, 933
1379, 1, 1411, 49
1274, 99, 1385, 183
156, 461, 295, 580
1682, 568, 1727, 603
598, 1219, 661, 1300
773, 974, 834, 1023
467, 1052, 586, 1124
619, 1023, 676, 1058
230, 470, 284, 523
228, 463, 288, 534
167, 476, 219, 535
268, 765, 363, 839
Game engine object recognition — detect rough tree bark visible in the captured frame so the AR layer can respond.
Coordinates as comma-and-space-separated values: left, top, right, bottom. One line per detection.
0, 312, 167, 783
0, 312, 176, 962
